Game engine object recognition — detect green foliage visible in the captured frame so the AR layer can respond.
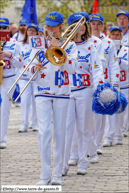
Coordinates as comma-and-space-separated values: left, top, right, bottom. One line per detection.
37, 0, 93, 25
99, 0, 128, 6
36, 0, 129, 28
98, 5, 129, 29
0, 0, 12, 13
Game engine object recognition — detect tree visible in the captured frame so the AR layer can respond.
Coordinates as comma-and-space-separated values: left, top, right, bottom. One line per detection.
36, 0, 129, 28
99, 0, 128, 6
37, 0, 94, 25
0, 0, 12, 13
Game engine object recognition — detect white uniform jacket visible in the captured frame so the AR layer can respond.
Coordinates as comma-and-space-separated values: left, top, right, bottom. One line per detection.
121, 29, 129, 44
18, 42, 32, 81
3, 38, 23, 78
12, 31, 24, 42
100, 35, 120, 87
88, 35, 106, 68
27, 39, 78, 99
69, 39, 104, 92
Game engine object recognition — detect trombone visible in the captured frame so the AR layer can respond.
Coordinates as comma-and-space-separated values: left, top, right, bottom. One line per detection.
7, 16, 86, 104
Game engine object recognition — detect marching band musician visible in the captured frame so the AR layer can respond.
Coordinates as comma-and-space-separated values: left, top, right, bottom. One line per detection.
89, 14, 120, 151
62, 13, 104, 176
68, 12, 106, 163
103, 25, 129, 142
0, 17, 23, 149
27, 11, 78, 185
12, 18, 28, 107
12, 18, 28, 42
18, 23, 38, 133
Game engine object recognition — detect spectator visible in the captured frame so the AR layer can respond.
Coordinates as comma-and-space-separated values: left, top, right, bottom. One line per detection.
104, 22, 114, 36
10, 23, 18, 36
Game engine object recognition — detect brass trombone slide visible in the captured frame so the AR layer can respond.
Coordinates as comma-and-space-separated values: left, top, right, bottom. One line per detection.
7, 16, 86, 104
7, 50, 40, 103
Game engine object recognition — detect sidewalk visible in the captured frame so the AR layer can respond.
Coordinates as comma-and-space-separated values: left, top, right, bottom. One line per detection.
1, 105, 129, 193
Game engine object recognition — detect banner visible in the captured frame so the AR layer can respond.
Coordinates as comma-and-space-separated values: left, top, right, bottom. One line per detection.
21, 0, 38, 24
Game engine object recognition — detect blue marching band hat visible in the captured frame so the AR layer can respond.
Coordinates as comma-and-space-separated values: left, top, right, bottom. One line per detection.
42, 11, 64, 26
116, 10, 129, 18
0, 17, 9, 26
19, 18, 28, 25
92, 82, 128, 115
27, 23, 38, 31
67, 13, 83, 26
89, 14, 103, 23
38, 25, 44, 32
109, 25, 122, 33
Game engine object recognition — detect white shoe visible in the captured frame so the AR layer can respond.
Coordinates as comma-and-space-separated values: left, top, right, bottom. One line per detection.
90, 154, 99, 163
115, 139, 123, 145
62, 167, 69, 176
32, 127, 38, 132
36, 178, 51, 185
103, 141, 112, 147
77, 168, 87, 175
68, 158, 78, 166
51, 177, 63, 185
18, 128, 27, 133
123, 132, 128, 137
97, 149, 102, 155
0, 142, 6, 149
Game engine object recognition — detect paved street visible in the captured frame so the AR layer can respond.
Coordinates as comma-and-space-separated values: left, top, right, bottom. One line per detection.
1, 104, 129, 193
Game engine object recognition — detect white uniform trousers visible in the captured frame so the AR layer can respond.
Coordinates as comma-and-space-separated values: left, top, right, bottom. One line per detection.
70, 111, 97, 159
19, 80, 37, 130
36, 97, 69, 179
0, 76, 15, 142
104, 114, 123, 142
70, 126, 79, 160
64, 88, 97, 169
63, 96, 78, 170
120, 88, 129, 133
94, 114, 107, 149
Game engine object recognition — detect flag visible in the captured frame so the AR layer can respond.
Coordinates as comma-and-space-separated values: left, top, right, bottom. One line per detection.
21, 0, 38, 24
89, 0, 99, 15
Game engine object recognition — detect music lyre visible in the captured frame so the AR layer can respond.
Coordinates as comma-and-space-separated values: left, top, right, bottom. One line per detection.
0, 31, 10, 85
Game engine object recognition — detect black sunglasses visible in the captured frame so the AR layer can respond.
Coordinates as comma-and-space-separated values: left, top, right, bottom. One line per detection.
20, 24, 26, 26
0, 26, 8, 29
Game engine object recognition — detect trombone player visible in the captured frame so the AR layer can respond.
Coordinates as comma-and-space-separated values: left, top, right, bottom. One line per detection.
27, 11, 78, 186
0, 17, 23, 149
